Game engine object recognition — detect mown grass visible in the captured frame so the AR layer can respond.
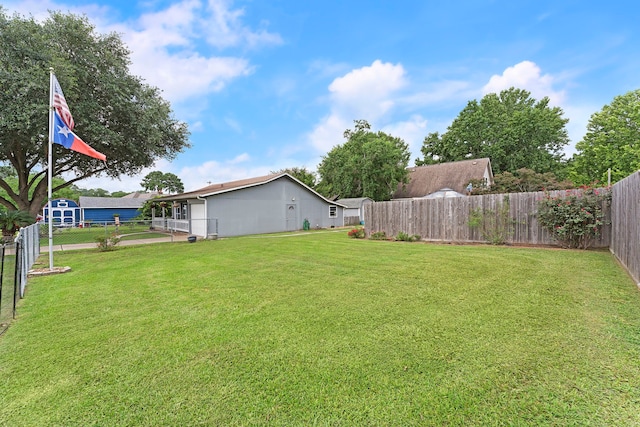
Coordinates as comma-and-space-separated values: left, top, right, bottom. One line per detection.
2, 231, 640, 426
41, 224, 168, 246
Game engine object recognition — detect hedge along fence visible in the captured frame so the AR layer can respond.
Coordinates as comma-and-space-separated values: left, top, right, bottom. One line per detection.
363, 189, 611, 248
610, 171, 640, 287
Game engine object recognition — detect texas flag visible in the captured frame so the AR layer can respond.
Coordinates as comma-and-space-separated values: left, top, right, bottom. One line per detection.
53, 111, 106, 161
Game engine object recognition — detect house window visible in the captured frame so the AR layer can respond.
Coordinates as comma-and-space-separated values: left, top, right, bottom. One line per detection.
58, 201, 68, 208
329, 205, 337, 218
174, 203, 188, 219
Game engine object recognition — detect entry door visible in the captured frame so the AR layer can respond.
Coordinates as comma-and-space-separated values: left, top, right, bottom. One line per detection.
285, 204, 297, 231
190, 203, 206, 237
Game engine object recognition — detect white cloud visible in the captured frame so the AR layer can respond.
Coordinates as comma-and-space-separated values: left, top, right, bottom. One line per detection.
307, 60, 407, 153
177, 157, 271, 191
229, 153, 250, 164
482, 60, 565, 105
5, 0, 279, 104
381, 115, 428, 160
70, 159, 173, 193
107, 0, 274, 103
329, 60, 406, 112
204, 0, 283, 48
308, 113, 351, 153
402, 80, 474, 108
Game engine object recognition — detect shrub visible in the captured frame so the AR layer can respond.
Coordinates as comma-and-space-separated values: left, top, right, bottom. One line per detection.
96, 233, 121, 251
395, 231, 421, 242
347, 227, 365, 239
468, 196, 514, 245
537, 187, 611, 249
0, 209, 34, 242
369, 231, 387, 240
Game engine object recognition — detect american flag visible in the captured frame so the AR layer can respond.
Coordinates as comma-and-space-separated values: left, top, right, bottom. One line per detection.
52, 75, 75, 130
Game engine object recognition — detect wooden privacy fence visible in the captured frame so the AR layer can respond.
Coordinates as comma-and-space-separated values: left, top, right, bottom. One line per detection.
610, 171, 640, 286
364, 190, 610, 248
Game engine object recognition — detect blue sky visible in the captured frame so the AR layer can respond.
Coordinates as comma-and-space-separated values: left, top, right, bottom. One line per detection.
4, 0, 640, 192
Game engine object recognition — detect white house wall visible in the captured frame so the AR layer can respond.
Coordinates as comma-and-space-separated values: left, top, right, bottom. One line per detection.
205, 177, 343, 237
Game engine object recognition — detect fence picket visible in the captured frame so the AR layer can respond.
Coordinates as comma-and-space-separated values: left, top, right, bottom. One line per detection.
365, 190, 611, 248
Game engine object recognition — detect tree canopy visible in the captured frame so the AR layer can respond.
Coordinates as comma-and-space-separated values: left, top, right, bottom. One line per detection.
317, 120, 410, 201
0, 10, 190, 216
469, 168, 573, 195
140, 171, 184, 194
416, 87, 569, 175
570, 89, 640, 185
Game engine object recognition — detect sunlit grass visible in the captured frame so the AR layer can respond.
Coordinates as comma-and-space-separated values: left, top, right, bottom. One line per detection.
2, 232, 639, 425
40, 223, 168, 246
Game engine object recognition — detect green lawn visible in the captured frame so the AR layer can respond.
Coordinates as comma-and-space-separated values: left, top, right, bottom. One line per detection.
41, 223, 168, 246
2, 232, 640, 426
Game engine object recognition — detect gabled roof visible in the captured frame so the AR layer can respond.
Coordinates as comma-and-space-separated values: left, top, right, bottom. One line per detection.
336, 197, 374, 209
394, 158, 493, 199
121, 191, 159, 199
79, 196, 147, 209
157, 173, 346, 207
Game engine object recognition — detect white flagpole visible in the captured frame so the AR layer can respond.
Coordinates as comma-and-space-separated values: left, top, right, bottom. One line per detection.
47, 68, 55, 270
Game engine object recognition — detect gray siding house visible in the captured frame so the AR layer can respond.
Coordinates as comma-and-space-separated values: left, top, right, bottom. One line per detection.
337, 197, 373, 225
155, 173, 345, 238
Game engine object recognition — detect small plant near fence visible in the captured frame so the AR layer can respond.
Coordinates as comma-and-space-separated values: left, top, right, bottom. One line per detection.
96, 232, 121, 251
468, 196, 514, 245
537, 187, 611, 249
347, 227, 366, 239
369, 231, 387, 240
395, 231, 421, 242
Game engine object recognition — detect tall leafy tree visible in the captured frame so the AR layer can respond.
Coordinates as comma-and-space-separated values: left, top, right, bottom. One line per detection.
570, 89, 640, 185
0, 11, 189, 216
140, 171, 166, 193
317, 120, 410, 201
140, 171, 184, 194
271, 167, 317, 189
162, 173, 184, 194
416, 87, 569, 175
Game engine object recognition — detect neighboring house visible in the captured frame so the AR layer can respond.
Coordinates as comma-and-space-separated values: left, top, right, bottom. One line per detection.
394, 158, 494, 199
337, 197, 373, 225
155, 173, 346, 238
79, 195, 150, 223
43, 198, 81, 226
121, 191, 159, 200
422, 188, 467, 199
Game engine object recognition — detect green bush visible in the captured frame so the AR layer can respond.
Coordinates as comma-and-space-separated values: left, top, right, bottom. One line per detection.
537, 187, 610, 249
395, 231, 420, 242
96, 233, 121, 251
369, 231, 387, 240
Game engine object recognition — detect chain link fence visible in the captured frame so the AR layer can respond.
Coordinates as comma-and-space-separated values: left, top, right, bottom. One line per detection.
39, 220, 181, 249
1, 223, 39, 335
0, 243, 18, 335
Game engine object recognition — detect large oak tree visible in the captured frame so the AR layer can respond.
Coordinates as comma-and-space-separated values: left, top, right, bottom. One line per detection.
416, 87, 569, 175
317, 120, 410, 201
0, 10, 190, 216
